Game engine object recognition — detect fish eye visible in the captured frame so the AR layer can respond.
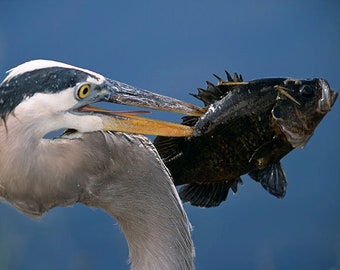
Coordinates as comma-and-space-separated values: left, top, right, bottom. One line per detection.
77, 83, 91, 99
299, 85, 314, 98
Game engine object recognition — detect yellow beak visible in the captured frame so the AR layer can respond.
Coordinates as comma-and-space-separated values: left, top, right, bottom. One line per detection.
82, 105, 201, 137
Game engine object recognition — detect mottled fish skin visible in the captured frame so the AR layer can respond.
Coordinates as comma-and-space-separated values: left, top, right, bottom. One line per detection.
154, 72, 337, 207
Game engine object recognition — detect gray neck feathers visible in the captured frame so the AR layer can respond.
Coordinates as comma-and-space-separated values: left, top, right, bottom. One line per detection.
0, 121, 194, 269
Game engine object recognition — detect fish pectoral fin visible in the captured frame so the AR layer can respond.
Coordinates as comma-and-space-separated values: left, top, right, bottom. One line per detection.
153, 136, 185, 162
248, 162, 287, 198
179, 178, 243, 208
154, 116, 198, 162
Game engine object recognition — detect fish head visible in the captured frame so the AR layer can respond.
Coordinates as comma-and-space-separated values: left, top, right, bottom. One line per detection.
271, 78, 337, 148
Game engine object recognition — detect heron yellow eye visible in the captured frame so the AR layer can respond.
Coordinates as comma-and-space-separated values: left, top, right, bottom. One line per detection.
77, 84, 91, 99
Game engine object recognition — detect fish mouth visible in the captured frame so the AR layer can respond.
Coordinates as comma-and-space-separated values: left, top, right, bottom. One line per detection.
318, 79, 338, 113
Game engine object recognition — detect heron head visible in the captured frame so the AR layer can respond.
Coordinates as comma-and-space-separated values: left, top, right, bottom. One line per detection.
0, 60, 205, 137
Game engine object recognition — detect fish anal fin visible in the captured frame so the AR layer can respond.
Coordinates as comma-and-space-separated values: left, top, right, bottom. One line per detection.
179, 178, 242, 208
248, 162, 287, 198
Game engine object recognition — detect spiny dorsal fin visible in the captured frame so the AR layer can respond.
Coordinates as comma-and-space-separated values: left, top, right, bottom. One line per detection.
206, 80, 224, 96
225, 70, 243, 83
225, 70, 234, 82
179, 178, 243, 208
190, 88, 217, 106
190, 70, 244, 106
248, 162, 287, 198
213, 73, 224, 84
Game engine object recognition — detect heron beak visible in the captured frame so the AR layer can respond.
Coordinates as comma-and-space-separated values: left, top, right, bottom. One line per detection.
79, 105, 194, 137
86, 79, 205, 137
104, 78, 205, 117
102, 113, 194, 137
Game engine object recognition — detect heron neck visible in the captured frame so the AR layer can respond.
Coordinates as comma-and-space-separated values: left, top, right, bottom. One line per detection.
0, 125, 195, 269
107, 197, 194, 270
83, 133, 195, 270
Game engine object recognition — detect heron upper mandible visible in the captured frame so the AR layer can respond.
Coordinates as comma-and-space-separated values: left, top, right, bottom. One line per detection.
0, 60, 204, 270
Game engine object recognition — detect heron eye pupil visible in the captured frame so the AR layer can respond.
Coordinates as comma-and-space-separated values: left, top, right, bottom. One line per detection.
78, 84, 91, 99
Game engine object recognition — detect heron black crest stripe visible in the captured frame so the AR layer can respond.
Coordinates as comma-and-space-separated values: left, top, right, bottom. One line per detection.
0, 67, 99, 120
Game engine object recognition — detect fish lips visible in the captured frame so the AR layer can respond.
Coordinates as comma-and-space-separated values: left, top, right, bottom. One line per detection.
318, 79, 338, 113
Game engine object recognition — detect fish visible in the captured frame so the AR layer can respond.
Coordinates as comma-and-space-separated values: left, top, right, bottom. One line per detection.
154, 71, 337, 207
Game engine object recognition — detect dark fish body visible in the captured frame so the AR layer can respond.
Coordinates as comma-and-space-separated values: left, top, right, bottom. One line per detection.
154, 73, 337, 207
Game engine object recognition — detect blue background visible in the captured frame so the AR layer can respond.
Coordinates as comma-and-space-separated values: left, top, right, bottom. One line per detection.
0, 1, 339, 269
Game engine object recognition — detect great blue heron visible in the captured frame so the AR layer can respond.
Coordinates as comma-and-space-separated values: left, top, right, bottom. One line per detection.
0, 60, 205, 269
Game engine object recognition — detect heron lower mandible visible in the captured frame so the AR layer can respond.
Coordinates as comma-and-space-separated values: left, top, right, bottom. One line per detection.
0, 60, 204, 269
